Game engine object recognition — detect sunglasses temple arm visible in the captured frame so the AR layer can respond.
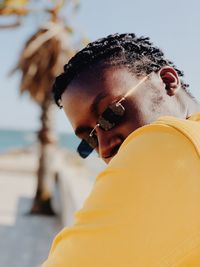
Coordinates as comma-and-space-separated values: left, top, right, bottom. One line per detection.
118, 75, 149, 103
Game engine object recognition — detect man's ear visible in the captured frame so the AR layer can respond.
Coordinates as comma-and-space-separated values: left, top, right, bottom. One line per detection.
159, 66, 180, 96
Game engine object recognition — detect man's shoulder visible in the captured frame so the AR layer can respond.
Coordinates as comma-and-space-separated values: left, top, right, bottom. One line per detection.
109, 114, 200, 169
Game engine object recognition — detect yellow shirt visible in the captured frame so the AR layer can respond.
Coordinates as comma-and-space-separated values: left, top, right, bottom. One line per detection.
42, 113, 200, 267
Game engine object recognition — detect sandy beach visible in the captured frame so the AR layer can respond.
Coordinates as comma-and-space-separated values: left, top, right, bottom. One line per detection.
0, 147, 105, 267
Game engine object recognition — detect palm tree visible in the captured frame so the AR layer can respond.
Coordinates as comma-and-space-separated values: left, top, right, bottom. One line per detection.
1, 0, 79, 215
16, 19, 75, 214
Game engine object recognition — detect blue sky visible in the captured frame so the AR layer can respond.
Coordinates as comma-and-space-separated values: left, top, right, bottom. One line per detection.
0, 0, 200, 132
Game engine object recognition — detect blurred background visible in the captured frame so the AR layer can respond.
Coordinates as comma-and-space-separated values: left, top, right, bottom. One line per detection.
0, 0, 200, 266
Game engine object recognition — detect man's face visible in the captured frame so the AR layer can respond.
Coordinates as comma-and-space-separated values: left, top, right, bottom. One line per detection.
61, 66, 175, 163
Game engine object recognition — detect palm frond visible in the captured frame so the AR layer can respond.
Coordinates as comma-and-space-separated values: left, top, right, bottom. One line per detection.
14, 21, 75, 104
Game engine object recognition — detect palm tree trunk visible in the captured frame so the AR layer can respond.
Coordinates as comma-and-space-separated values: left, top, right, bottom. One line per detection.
30, 94, 57, 215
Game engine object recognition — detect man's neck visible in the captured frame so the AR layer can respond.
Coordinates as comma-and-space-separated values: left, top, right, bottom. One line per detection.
187, 98, 200, 118
177, 89, 200, 118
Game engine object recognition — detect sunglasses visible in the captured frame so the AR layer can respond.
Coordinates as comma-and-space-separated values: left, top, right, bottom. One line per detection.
77, 75, 149, 158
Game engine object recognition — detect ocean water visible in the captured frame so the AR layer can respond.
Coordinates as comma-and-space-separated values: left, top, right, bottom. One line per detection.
0, 129, 80, 154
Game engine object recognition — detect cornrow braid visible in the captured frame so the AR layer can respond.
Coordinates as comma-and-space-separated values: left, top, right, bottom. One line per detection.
53, 33, 188, 108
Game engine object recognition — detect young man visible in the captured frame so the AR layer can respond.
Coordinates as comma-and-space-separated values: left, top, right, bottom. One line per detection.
42, 33, 200, 266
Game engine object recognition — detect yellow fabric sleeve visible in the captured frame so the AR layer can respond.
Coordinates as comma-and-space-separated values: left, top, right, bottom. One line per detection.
42, 116, 200, 267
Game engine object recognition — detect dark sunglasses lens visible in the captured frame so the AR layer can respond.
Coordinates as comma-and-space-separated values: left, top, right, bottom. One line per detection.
99, 102, 125, 130
77, 102, 125, 158
77, 139, 94, 158
86, 135, 98, 148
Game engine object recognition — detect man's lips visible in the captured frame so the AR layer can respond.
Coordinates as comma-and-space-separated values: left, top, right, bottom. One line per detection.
103, 144, 121, 159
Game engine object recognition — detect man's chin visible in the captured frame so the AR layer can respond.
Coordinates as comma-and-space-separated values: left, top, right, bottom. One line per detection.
103, 151, 118, 164
101, 143, 122, 163
103, 157, 112, 164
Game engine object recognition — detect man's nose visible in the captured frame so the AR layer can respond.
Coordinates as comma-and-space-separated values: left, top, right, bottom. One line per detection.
95, 126, 122, 159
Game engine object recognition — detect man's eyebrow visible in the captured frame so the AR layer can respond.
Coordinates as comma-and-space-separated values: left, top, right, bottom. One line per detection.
75, 92, 109, 137
90, 92, 109, 115
75, 126, 92, 136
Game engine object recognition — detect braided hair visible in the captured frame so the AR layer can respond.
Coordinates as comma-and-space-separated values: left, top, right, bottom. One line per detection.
53, 33, 188, 107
